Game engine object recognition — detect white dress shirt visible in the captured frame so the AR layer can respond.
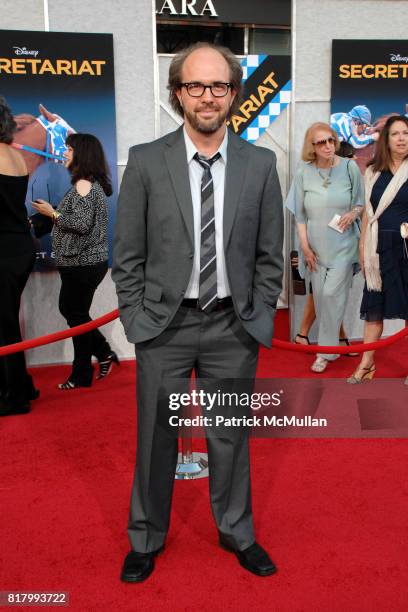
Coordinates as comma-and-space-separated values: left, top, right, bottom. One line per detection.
183, 127, 231, 299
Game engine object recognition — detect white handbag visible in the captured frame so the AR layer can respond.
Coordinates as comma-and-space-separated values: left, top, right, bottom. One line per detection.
401, 222, 408, 258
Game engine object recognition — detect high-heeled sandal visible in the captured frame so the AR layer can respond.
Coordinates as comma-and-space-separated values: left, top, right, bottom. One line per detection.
58, 379, 92, 390
295, 333, 310, 345
346, 364, 376, 384
97, 351, 120, 380
339, 337, 358, 357
311, 356, 328, 373
59, 380, 77, 390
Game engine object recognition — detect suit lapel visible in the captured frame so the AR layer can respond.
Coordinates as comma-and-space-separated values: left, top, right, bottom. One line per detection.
223, 131, 247, 248
164, 127, 194, 248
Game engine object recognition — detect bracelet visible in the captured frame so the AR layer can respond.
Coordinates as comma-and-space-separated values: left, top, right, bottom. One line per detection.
52, 211, 61, 222
352, 206, 363, 217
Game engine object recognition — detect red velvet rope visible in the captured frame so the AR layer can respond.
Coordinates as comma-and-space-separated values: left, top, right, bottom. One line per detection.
0, 308, 407, 357
272, 326, 408, 353
0, 309, 119, 357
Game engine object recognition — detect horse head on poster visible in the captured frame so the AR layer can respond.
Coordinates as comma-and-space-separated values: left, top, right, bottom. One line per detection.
13, 104, 75, 175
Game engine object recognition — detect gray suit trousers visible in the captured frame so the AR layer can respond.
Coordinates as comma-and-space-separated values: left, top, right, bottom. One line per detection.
128, 303, 259, 553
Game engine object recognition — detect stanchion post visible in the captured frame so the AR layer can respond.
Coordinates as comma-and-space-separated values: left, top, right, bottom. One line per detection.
175, 393, 208, 480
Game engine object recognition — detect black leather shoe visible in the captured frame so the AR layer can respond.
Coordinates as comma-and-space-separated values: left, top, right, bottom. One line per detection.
24, 375, 40, 401
0, 398, 31, 417
29, 388, 40, 400
219, 538, 277, 576
120, 546, 164, 583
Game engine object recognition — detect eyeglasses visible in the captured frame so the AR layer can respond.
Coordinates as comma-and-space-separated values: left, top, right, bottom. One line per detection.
312, 137, 336, 146
180, 82, 232, 98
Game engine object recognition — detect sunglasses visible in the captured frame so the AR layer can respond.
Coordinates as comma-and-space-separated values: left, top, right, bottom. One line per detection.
313, 137, 336, 146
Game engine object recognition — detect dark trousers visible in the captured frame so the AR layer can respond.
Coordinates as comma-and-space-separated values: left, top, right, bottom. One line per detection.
0, 247, 36, 406
129, 304, 259, 553
58, 261, 111, 385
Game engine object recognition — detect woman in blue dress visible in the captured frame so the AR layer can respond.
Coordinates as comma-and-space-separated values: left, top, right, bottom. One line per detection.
347, 115, 408, 384
289, 122, 364, 373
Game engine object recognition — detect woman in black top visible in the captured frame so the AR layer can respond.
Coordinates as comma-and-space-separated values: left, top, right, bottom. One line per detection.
0, 97, 38, 416
33, 133, 119, 389
348, 115, 408, 384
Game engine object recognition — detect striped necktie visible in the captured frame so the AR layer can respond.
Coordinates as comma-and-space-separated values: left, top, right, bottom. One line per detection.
194, 152, 221, 313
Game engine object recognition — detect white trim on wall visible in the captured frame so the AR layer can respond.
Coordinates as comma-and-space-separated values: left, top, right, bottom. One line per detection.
288, 0, 297, 338
43, 0, 49, 31
290, 0, 296, 177
296, 98, 330, 102
160, 100, 183, 125
152, 0, 160, 138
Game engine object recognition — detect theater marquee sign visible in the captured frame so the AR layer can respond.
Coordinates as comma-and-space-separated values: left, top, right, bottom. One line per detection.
155, 0, 290, 25
156, 0, 218, 17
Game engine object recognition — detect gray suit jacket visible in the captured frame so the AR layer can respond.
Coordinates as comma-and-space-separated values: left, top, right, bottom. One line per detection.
112, 126, 283, 348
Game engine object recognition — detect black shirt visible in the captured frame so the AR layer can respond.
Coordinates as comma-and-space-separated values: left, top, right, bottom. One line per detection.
0, 173, 33, 256
371, 171, 408, 232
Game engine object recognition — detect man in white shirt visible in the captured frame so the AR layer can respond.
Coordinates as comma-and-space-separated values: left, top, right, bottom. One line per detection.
113, 42, 283, 582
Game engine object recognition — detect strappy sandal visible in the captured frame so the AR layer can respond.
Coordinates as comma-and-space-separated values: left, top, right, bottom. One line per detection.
97, 351, 120, 380
311, 356, 328, 373
58, 379, 92, 390
58, 380, 81, 390
295, 334, 310, 345
346, 364, 376, 384
339, 337, 358, 357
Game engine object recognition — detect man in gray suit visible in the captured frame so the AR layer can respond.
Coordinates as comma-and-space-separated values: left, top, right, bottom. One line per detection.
112, 42, 283, 582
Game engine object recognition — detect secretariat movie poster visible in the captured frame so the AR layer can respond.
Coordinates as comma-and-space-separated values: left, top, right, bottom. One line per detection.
331, 39, 408, 172
0, 30, 117, 270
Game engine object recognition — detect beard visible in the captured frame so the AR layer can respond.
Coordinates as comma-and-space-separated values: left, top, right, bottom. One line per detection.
183, 102, 229, 134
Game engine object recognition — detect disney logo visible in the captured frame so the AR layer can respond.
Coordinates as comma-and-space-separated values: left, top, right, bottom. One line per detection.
390, 53, 408, 63
13, 46, 39, 57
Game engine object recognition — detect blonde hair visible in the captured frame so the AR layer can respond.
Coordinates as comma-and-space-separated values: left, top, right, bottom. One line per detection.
301, 122, 339, 162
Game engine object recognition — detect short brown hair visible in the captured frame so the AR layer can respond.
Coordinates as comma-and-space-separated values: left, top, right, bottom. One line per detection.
301, 122, 340, 162
167, 42, 243, 118
368, 114, 408, 172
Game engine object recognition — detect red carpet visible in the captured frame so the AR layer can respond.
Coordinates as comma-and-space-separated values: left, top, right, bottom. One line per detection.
1, 310, 407, 611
